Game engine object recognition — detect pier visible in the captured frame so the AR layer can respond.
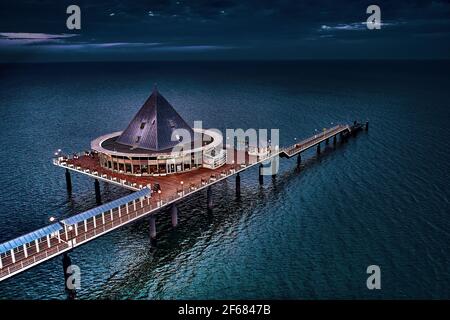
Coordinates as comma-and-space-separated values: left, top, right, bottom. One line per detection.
0, 122, 367, 282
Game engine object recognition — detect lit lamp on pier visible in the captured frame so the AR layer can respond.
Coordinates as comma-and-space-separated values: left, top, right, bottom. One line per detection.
68, 226, 75, 247
157, 189, 162, 206
54, 149, 64, 164
180, 181, 184, 196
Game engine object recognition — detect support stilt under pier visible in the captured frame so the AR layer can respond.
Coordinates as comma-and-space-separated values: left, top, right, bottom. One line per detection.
271, 159, 277, 178
207, 186, 213, 210
325, 138, 329, 145
149, 216, 156, 239
333, 135, 337, 146
62, 252, 71, 284
62, 253, 76, 299
365, 121, 369, 131
236, 173, 241, 197
317, 143, 321, 154
297, 154, 301, 167
259, 164, 264, 185
94, 179, 101, 204
171, 205, 178, 228
65, 169, 72, 192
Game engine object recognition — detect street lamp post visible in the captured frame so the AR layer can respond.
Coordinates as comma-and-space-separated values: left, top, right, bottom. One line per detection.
68, 226, 74, 247
158, 189, 162, 206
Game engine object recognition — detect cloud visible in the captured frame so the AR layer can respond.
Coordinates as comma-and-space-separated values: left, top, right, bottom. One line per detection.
0, 32, 78, 40
0, 31, 232, 54
43, 42, 161, 50
320, 23, 366, 31
319, 21, 401, 31
0, 38, 232, 54
150, 45, 233, 52
51, 43, 232, 53
0, 32, 79, 46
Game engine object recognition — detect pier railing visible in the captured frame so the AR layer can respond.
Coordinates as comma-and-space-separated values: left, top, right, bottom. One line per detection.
1, 123, 358, 282
53, 158, 147, 191
281, 125, 349, 157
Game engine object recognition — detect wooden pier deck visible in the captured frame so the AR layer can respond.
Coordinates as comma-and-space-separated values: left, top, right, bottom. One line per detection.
0, 123, 363, 282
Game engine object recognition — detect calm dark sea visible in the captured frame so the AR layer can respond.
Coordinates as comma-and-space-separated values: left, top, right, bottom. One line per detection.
0, 61, 449, 299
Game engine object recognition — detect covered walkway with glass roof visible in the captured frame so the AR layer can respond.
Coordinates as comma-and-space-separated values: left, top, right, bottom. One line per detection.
0, 187, 151, 280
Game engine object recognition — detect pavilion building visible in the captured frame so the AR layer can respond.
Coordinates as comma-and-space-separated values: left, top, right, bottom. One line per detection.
90, 87, 226, 176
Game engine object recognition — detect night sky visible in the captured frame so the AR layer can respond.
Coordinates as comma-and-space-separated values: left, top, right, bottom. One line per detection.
0, 0, 449, 62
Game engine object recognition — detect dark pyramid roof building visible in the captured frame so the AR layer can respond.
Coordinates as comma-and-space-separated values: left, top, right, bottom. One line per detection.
116, 87, 194, 151
90, 85, 227, 176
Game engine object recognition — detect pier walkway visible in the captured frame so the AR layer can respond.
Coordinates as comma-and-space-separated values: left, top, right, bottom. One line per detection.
0, 123, 360, 282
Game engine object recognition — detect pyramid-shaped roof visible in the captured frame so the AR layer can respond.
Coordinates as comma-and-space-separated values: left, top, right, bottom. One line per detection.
116, 87, 194, 151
